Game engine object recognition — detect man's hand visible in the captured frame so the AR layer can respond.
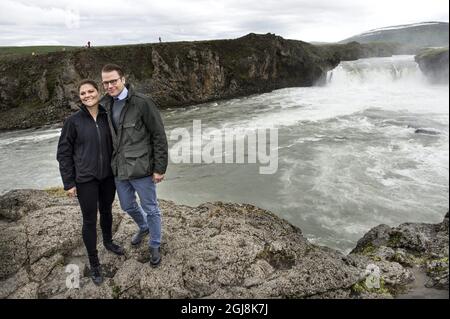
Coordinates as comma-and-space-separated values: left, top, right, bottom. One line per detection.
152, 173, 165, 184
67, 186, 77, 198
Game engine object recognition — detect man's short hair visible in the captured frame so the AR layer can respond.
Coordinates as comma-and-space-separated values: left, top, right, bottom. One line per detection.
101, 64, 124, 77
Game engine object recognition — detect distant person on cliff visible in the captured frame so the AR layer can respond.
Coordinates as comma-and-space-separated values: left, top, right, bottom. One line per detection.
57, 79, 125, 285
100, 63, 168, 267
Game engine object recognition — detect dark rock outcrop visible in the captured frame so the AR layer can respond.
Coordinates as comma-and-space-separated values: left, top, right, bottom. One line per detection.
0, 189, 447, 299
415, 47, 449, 84
0, 34, 329, 131
414, 128, 440, 135
350, 211, 449, 291
0, 34, 398, 131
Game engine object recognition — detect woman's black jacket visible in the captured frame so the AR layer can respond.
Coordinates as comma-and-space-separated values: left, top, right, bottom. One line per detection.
57, 105, 113, 190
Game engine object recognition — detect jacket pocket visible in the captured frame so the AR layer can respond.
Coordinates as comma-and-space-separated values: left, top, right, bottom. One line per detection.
122, 122, 136, 129
124, 146, 150, 178
122, 120, 145, 144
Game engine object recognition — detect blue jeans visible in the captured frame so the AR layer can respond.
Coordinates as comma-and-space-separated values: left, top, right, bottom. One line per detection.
115, 176, 161, 248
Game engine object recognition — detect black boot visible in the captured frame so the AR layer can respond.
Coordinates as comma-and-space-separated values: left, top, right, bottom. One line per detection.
131, 228, 149, 245
88, 254, 103, 285
104, 241, 125, 255
90, 265, 103, 285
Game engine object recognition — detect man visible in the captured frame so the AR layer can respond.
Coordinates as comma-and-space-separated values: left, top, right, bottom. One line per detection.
100, 64, 168, 267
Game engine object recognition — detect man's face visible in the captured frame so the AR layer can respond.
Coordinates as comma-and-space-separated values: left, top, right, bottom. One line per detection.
101, 70, 125, 97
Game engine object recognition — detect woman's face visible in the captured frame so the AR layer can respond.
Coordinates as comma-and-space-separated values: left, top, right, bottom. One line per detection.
79, 84, 100, 107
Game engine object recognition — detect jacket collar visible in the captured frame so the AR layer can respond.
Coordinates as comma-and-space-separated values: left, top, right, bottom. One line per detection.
100, 83, 134, 110
79, 103, 106, 116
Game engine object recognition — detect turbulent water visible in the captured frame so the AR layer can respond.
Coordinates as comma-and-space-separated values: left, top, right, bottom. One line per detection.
0, 55, 448, 253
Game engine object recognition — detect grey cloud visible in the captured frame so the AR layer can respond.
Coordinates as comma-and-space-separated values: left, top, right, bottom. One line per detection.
0, 0, 448, 46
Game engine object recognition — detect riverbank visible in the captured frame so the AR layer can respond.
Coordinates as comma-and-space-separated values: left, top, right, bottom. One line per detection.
0, 189, 447, 299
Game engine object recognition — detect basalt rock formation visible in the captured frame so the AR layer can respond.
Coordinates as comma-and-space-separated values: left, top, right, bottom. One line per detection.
0, 189, 447, 299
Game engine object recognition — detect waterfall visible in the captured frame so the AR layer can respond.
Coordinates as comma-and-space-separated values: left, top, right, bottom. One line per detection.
327, 55, 425, 86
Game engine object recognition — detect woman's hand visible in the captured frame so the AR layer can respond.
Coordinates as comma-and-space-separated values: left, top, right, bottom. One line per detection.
152, 173, 165, 184
67, 186, 77, 198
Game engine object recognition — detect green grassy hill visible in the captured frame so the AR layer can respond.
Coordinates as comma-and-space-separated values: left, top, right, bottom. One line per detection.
0, 46, 77, 58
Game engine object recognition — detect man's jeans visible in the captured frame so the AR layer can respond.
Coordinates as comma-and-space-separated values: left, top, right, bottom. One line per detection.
115, 176, 161, 248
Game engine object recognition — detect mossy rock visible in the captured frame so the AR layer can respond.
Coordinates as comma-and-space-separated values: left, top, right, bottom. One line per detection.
43, 187, 66, 198
351, 278, 392, 297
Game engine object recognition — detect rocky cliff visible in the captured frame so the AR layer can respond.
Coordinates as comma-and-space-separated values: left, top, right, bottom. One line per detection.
0, 33, 398, 131
0, 189, 447, 299
415, 47, 449, 84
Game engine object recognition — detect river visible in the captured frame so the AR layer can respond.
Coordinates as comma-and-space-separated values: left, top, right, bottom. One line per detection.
0, 55, 448, 254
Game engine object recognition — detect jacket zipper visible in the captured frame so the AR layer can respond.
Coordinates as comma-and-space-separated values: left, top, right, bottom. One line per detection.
95, 120, 103, 178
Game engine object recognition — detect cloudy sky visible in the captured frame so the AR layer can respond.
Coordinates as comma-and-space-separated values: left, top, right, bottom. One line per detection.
0, 0, 448, 46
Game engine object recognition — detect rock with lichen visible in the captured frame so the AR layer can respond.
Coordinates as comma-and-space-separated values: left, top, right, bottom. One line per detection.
0, 189, 447, 299
349, 211, 449, 295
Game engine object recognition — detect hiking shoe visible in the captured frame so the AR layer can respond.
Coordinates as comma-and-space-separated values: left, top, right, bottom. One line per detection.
90, 265, 103, 285
149, 246, 161, 267
104, 241, 125, 255
131, 228, 149, 246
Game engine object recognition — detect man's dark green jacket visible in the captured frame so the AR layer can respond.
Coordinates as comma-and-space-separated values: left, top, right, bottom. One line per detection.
100, 84, 168, 180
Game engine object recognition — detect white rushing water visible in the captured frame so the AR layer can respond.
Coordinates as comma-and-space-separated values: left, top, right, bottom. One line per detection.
0, 55, 448, 253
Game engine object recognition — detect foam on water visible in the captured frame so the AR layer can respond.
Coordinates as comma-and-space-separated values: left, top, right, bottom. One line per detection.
0, 128, 61, 147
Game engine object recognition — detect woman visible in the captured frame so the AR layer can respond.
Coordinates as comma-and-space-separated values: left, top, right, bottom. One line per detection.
57, 79, 124, 285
